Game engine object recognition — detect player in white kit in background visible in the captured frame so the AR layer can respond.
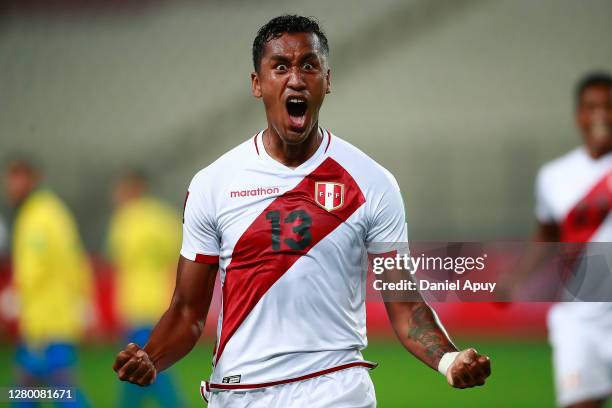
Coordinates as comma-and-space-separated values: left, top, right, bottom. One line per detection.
112, 15, 491, 407
508, 72, 612, 408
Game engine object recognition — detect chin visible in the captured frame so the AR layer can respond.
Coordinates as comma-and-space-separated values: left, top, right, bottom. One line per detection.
281, 126, 312, 144
588, 137, 612, 155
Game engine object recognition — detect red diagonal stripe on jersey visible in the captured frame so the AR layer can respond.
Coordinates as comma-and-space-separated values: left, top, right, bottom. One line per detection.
561, 169, 612, 242
215, 157, 365, 364
559, 169, 612, 285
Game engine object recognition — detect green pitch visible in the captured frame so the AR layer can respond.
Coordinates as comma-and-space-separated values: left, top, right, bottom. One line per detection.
0, 339, 576, 407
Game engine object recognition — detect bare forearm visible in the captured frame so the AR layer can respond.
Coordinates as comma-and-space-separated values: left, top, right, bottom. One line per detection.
386, 301, 457, 370
142, 256, 217, 373
143, 301, 206, 372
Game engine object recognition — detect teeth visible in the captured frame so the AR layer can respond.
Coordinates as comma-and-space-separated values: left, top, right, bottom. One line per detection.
288, 98, 305, 103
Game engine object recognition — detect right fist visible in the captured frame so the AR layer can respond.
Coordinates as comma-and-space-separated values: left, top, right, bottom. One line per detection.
113, 343, 157, 386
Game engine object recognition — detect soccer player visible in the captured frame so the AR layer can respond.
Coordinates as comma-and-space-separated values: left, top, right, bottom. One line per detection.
113, 15, 491, 406
504, 72, 612, 408
107, 169, 184, 408
4, 157, 91, 407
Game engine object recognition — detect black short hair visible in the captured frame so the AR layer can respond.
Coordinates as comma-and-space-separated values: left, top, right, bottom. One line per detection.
575, 71, 612, 109
252, 14, 329, 72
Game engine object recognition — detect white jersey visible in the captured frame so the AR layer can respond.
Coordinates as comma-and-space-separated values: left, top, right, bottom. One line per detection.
535, 146, 612, 318
181, 129, 408, 390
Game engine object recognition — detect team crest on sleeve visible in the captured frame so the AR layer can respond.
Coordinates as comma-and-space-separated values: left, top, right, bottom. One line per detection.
315, 182, 345, 211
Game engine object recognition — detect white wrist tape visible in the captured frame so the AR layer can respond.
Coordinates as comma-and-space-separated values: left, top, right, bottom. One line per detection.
437, 352, 460, 376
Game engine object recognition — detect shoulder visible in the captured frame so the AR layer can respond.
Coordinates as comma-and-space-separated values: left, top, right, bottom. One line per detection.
18, 190, 75, 236
537, 147, 586, 183
186, 134, 258, 215
115, 197, 160, 222
23, 190, 69, 220
327, 131, 400, 192
144, 197, 181, 226
188, 135, 257, 192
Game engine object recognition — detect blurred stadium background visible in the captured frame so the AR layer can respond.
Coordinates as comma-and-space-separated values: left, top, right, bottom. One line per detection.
1, 0, 612, 406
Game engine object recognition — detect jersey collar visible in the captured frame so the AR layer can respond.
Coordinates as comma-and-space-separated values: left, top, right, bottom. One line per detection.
254, 127, 331, 172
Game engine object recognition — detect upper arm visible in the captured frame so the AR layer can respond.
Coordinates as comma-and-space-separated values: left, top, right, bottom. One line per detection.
174, 172, 220, 316
13, 215, 48, 285
172, 256, 218, 318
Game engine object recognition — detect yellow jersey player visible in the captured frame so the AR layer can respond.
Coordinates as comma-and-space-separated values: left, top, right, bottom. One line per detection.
107, 169, 184, 408
5, 157, 91, 408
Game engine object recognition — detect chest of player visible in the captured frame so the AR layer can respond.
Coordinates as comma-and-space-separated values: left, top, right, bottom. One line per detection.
215, 168, 368, 262
551, 168, 612, 241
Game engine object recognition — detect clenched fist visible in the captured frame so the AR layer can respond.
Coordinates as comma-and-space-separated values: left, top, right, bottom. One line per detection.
445, 348, 491, 389
113, 343, 157, 386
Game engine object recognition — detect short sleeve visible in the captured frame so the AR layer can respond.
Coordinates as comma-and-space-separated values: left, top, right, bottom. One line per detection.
534, 168, 555, 224
180, 177, 220, 264
365, 172, 409, 255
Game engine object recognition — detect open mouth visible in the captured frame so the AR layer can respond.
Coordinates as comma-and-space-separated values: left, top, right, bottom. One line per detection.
286, 97, 308, 130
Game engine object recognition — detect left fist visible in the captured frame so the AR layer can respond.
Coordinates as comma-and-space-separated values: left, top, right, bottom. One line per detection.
446, 348, 491, 389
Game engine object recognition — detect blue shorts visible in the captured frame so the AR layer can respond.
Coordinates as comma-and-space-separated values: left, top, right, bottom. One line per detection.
125, 327, 152, 348
16, 343, 77, 378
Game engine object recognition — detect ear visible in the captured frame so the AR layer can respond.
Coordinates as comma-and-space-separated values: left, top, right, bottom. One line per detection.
325, 68, 331, 94
251, 71, 262, 98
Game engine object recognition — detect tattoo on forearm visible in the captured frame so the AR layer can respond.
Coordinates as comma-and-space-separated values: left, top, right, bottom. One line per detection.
407, 303, 453, 362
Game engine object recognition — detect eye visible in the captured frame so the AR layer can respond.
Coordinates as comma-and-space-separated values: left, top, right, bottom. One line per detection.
303, 62, 314, 70
275, 64, 288, 71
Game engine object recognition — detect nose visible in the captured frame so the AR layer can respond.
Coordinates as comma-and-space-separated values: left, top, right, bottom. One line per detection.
287, 67, 306, 91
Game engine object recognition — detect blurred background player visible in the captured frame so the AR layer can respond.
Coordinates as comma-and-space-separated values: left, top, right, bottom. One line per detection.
4, 157, 91, 407
505, 72, 612, 408
107, 169, 184, 408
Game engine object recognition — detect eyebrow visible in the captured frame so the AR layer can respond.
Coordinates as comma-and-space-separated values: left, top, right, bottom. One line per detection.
267, 54, 291, 63
266, 52, 321, 64
299, 52, 319, 62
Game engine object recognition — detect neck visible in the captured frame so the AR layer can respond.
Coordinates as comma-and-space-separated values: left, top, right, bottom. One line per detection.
264, 125, 322, 168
